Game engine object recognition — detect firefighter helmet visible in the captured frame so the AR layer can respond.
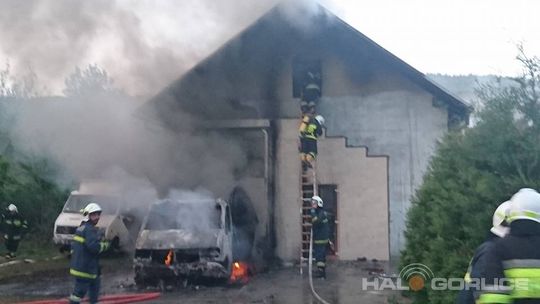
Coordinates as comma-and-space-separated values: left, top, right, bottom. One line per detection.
82, 203, 102, 216
314, 115, 325, 126
312, 195, 323, 208
490, 200, 511, 237
7, 204, 17, 212
509, 188, 540, 223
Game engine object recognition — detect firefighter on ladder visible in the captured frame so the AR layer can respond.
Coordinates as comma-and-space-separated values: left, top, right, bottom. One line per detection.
478, 188, 540, 303
310, 195, 329, 279
299, 114, 324, 169
300, 70, 321, 114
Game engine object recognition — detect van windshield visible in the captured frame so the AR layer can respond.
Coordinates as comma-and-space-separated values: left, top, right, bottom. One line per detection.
144, 199, 221, 231
63, 194, 119, 214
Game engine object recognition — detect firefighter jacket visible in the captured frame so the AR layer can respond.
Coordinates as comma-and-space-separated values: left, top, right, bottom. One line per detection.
478, 220, 540, 303
70, 221, 109, 279
299, 116, 323, 141
311, 208, 330, 244
456, 232, 499, 304
1, 210, 28, 240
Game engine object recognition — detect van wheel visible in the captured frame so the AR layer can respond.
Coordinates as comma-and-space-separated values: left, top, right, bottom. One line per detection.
59, 245, 71, 258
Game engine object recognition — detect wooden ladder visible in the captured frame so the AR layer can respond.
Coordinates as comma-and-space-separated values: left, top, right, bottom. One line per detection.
300, 162, 317, 274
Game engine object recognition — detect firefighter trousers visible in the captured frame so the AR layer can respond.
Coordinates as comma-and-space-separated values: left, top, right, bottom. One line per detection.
69, 277, 100, 304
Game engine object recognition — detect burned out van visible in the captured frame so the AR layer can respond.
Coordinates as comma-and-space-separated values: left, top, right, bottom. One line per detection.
133, 198, 233, 286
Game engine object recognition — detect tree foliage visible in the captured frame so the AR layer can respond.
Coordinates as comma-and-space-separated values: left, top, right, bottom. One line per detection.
0, 59, 69, 240
63, 64, 120, 97
0, 155, 68, 238
401, 51, 540, 304
0, 60, 44, 98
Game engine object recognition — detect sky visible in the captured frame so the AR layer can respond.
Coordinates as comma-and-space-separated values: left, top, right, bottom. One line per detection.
0, 0, 539, 96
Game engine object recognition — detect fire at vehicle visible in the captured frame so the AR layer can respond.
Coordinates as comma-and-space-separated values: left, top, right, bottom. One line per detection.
133, 198, 234, 287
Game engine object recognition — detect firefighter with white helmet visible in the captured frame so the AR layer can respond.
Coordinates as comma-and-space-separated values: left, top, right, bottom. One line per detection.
457, 200, 511, 304
310, 195, 330, 278
69, 202, 110, 304
479, 188, 540, 303
1, 203, 28, 259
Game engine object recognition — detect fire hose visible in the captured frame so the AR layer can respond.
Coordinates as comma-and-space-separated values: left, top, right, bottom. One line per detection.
308, 228, 332, 304
15, 292, 161, 304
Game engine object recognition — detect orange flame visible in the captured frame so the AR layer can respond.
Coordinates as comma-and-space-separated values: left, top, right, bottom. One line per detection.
229, 261, 249, 284
164, 249, 173, 266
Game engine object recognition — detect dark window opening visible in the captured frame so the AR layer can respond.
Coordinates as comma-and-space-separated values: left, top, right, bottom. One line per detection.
292, 58, 322, 98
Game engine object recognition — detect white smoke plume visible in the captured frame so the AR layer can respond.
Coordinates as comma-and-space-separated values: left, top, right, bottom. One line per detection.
0, 0, 329, 96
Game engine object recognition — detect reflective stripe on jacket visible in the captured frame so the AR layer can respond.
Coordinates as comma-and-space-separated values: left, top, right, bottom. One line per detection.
299, 116, 322, 140
478, 220, 540, 303
1, 211, 28, 238
70, 221, 107, 279
456, 232, 499, 304
311, 208, 330, 243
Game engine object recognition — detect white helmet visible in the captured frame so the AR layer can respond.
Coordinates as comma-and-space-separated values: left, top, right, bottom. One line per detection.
7, 204, 17, 212
82, 203, 102, 216
508, 188, 540, 223
314, 115, 325, 126
490, 201, 511, 237
312, 195, 323, 208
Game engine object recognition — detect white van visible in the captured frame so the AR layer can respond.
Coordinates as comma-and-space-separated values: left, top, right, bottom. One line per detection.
53, 190, 133, 253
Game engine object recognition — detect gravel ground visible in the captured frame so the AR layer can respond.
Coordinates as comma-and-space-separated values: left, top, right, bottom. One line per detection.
0, 256, 411, 304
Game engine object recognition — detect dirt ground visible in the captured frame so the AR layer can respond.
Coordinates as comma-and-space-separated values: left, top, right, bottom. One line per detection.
0, 255, 411, 304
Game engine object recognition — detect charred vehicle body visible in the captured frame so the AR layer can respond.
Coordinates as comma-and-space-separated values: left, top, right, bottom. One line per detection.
134, 198, 234, 286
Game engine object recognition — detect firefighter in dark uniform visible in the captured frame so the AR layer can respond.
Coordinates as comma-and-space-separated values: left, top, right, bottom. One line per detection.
69, 203, 110, 304
1, 204, 28, 259
478, 188, 540, 304
456, 201, 511, 304
310, 195, 330, 279
299, 114, 324, 169
300, 71, 321, 114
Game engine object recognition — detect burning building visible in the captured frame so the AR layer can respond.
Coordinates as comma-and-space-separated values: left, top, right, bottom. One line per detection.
139, 3, 470, 264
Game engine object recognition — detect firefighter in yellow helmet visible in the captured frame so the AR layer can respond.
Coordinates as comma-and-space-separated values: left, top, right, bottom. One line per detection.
478, 188, 540, 303
68, 203, 110, 304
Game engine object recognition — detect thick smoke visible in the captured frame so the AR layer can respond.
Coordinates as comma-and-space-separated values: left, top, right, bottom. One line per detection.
3, 93, 247, 199
0, 0, 332, 247
0, 0, 327, 96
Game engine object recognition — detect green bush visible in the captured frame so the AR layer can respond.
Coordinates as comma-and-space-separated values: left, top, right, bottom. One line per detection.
401, 51, 540, 303
0, 154, 69, 238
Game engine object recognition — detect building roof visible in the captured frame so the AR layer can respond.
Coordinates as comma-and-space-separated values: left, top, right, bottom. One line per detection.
143, 3, 471, 123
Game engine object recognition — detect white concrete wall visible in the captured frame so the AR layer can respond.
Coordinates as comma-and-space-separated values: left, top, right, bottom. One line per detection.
318, 56, 448, 258
275, 119, 389, 261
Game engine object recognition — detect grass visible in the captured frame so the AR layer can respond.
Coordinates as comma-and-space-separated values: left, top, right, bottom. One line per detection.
0, 237, 67, 282
0, 236, 131, 283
